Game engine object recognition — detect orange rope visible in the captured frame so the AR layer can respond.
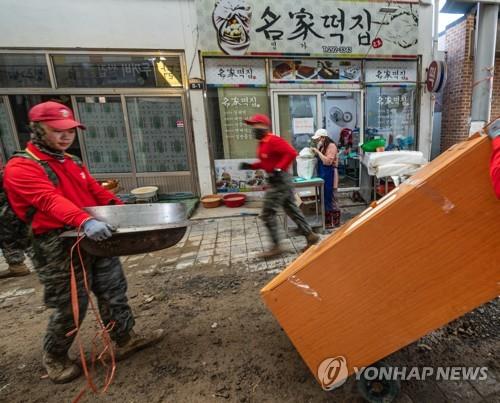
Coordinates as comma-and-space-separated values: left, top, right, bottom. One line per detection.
484, 115, 500, 130
471, 66, 494, 89
471, 75, 494, 88
68, 225, 116, 402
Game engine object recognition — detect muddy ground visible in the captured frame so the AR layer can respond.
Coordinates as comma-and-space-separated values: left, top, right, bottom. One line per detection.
0, 256, 498, 403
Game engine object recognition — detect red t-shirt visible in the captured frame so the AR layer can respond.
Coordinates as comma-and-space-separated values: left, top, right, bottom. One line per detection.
490, 137, 500, 199
251, 133, 298, 173
3, 142, 122, 235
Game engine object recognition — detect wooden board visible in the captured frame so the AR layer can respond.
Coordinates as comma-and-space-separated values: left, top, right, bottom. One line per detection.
261, 134, 500, 389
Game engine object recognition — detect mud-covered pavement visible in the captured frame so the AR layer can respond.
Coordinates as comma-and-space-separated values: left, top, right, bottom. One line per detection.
0, 215, 498, 402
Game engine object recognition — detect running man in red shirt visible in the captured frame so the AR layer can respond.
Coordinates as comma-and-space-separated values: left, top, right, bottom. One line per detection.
486, 118, 500, 198
239, 114, 319, 257
3, 101, 164, 383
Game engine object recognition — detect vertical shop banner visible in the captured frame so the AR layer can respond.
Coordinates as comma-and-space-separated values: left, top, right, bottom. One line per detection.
196, 0, 419, 57
217, 87, 269, 159
205, 58, 267, 86
365, 60, 418, 83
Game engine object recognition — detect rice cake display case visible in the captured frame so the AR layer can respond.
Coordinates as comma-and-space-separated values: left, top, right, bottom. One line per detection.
261, 134, 499, 397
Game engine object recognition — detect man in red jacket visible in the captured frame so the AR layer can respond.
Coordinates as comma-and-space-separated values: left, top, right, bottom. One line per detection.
240, 114, 319, 257
3, 101, 164, 384
487, 118, 500, 198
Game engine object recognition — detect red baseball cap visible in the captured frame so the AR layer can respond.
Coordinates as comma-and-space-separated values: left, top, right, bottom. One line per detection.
244, 114, 271, 127
28, 101, 86, 130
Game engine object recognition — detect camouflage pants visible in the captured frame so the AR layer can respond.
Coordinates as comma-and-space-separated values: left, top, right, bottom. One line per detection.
0, 204, 30, 266
262, 174, 313, 246
0, 240, 26, 265
32, 229, 135, 355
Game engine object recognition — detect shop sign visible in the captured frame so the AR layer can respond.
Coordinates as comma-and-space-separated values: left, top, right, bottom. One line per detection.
271, 59, 361, 82
196, 0, 419, 57
189, 77, 205, 90
205, 58, 266, 86
426, 60, 446, 93
376, 94, 411, 107
365, 60, 417, 83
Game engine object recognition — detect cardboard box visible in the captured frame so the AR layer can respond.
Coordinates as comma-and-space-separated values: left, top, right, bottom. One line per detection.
261, 134, 499, 390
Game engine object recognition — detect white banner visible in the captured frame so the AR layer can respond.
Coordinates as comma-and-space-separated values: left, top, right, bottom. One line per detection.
197, 0, 419, 57
365, 60, 418, 83
205, 58, 267, 86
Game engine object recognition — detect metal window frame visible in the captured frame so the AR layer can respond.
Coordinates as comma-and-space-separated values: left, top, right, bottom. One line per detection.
1, 95, 20, 150
122, 93, 194, 176
72, 93, 196, 179
0, 52, 53, 90
71, 94, 134, 176
0, 48, 199, 193
0, 49, 187, 94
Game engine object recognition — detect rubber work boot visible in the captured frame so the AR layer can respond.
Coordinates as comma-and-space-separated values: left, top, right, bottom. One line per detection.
258, 245, 284, 259
302, 232, 320, 252
42, 352, 81, 384
332, 211, 341, 228
325, 212, 334, 229
114, 329, 166, 361
306, 232, 320, 246
0, 263, 30, 279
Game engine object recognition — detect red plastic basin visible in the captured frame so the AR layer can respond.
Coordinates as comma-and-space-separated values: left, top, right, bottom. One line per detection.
223, 193, 247, 208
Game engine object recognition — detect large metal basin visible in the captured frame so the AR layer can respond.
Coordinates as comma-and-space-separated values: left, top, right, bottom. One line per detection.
61, 203, 189, 257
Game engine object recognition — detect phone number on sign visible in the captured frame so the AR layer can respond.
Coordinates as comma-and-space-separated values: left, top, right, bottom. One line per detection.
322, 46, 353, 54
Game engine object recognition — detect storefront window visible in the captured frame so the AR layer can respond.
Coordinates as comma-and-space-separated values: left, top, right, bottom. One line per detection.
8, 95, 83, 157
0, 99, 17, 158
206, 87, 270, 192
53, 55, 183, 88
76, 97, 131, 174
271, 59, 361, 83
0, 54, 51, 88
366, 86, 417, 151
126, 97, 189, 173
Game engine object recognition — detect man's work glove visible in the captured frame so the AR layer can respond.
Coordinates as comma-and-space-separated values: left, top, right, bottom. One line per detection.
83, 219, 114, 241
239, 162, 253, 170
486, 118, 500, 139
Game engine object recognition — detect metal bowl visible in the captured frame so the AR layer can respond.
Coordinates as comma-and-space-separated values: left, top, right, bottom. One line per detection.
131, 186, 159, 200
61, 203, 189, 257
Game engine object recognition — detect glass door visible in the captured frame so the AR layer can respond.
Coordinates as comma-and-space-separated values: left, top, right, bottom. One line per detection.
274, 93, 320, 153
321, 91, 362, 189
272, 90, 363, 189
